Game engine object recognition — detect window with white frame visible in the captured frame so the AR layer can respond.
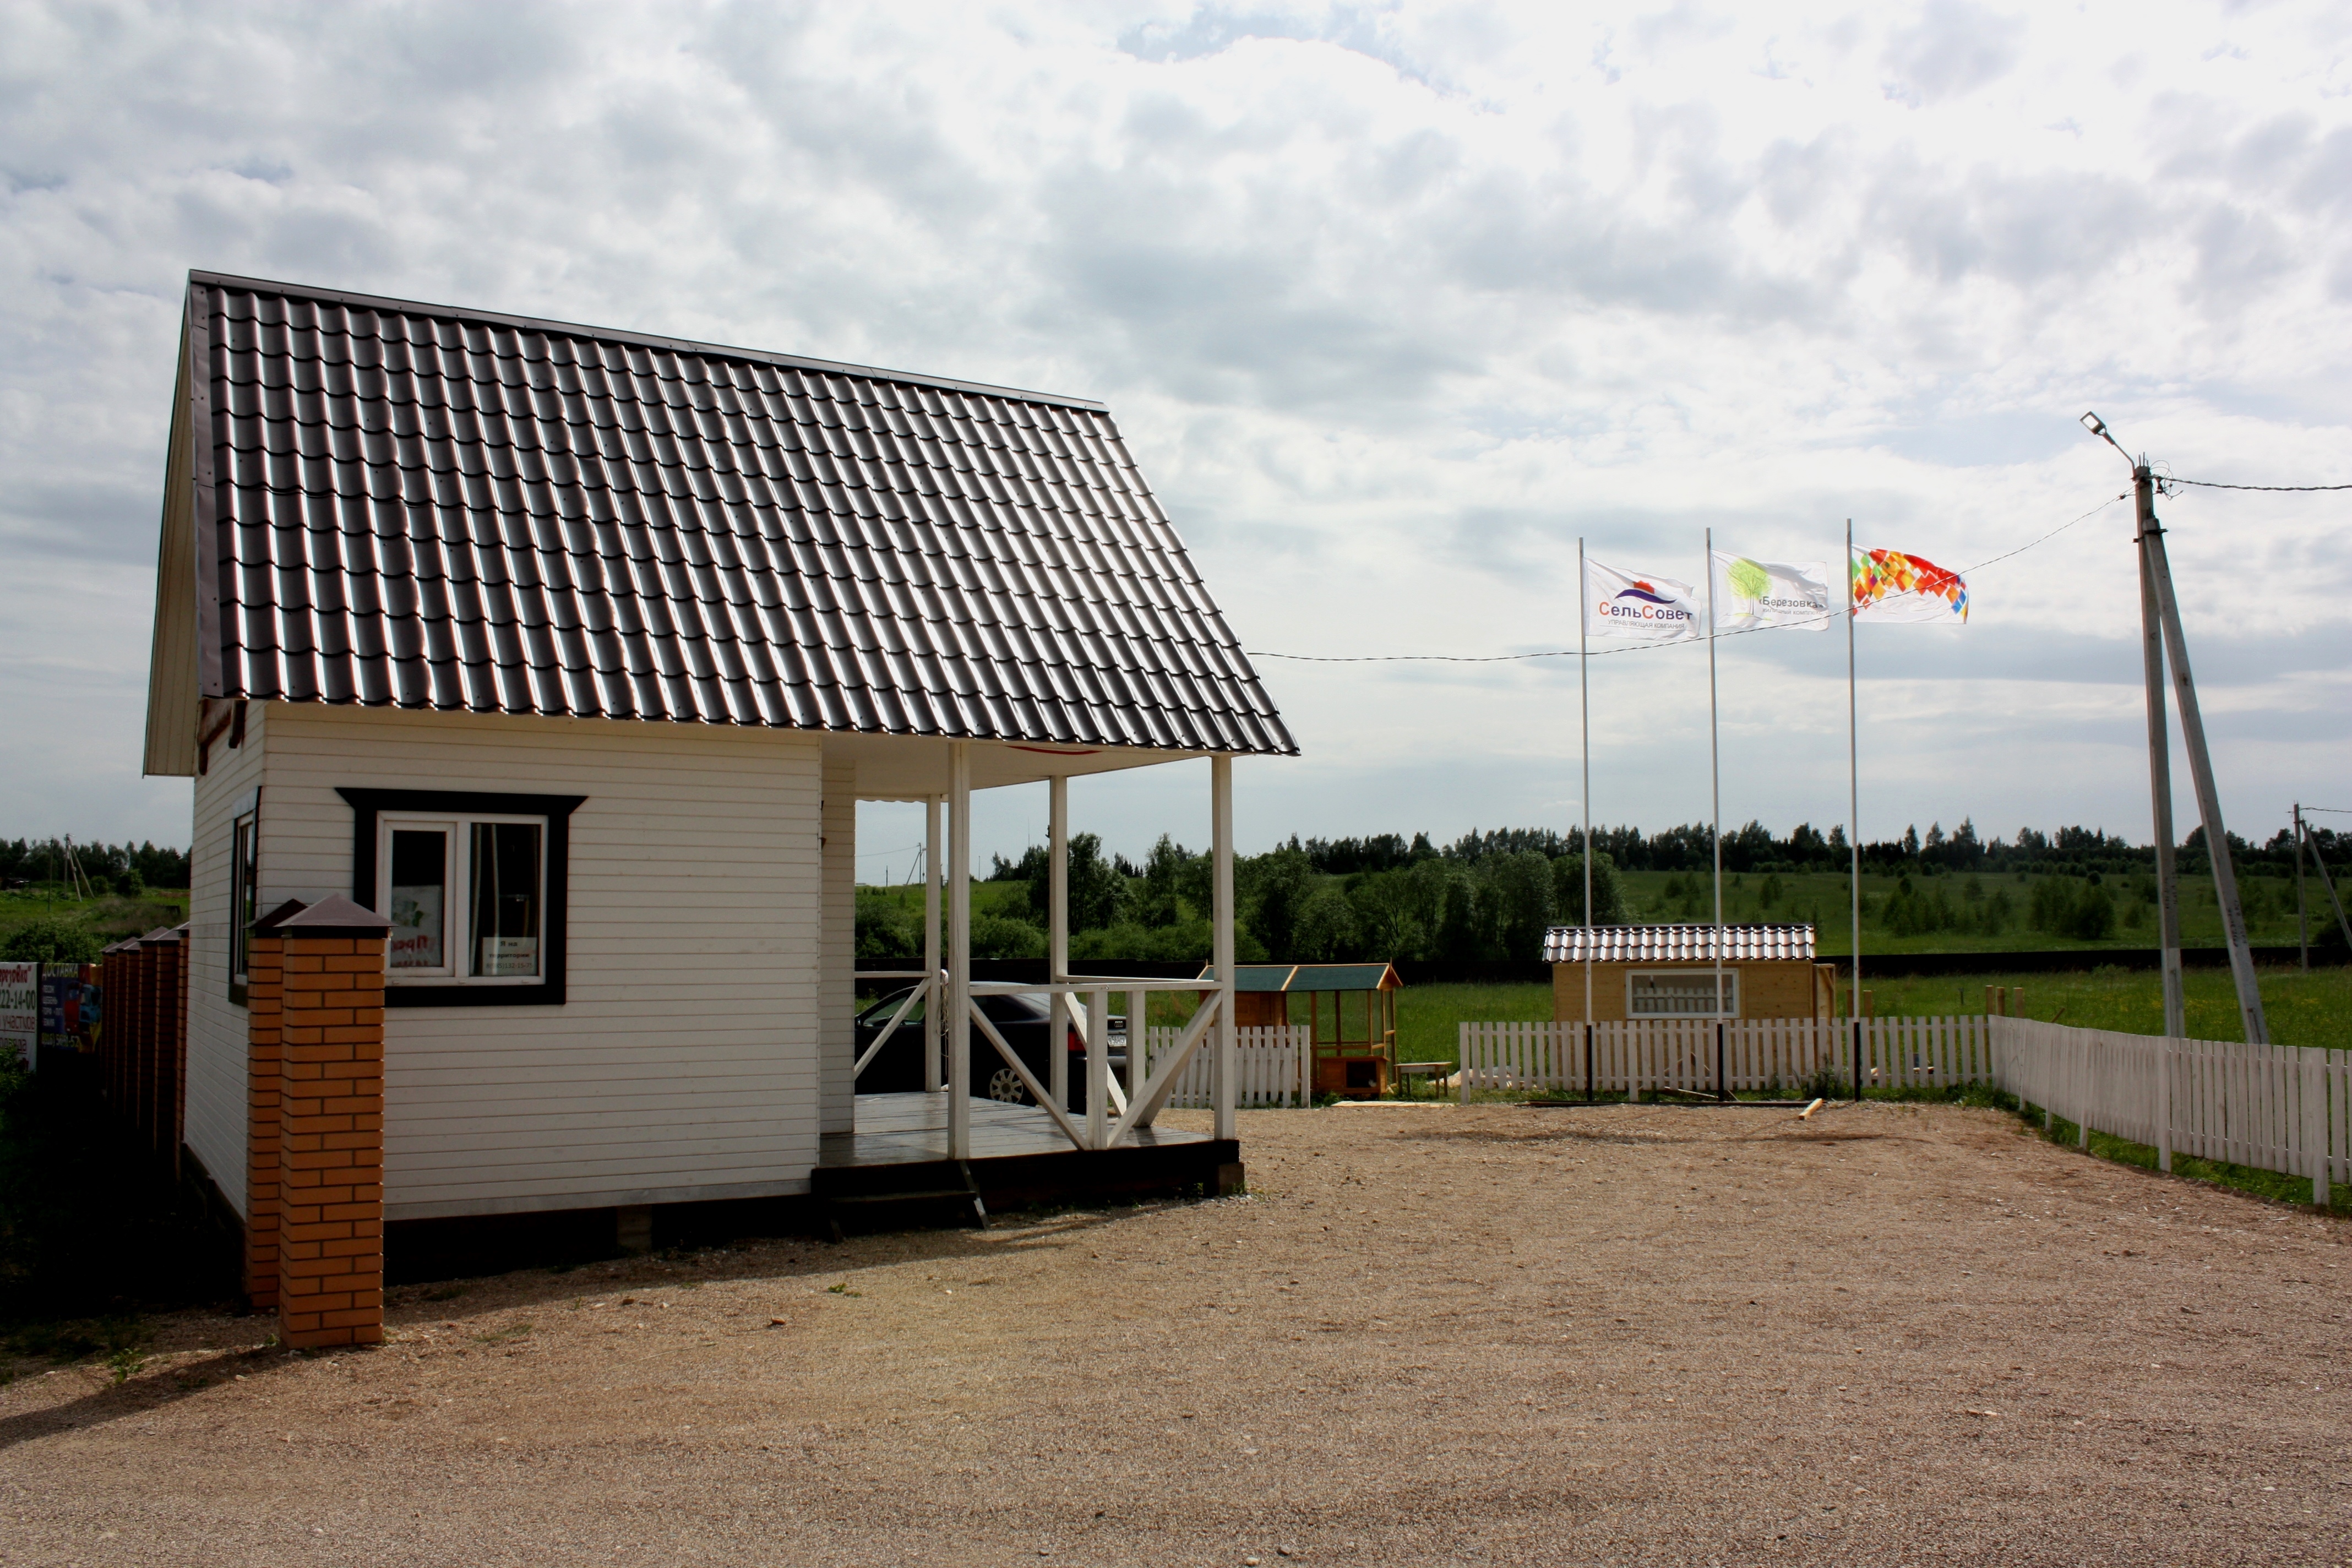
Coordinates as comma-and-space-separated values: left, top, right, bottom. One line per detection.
1626, 969, 1738, 1018
339, 788, 583, 1008
378, 813, 546, 982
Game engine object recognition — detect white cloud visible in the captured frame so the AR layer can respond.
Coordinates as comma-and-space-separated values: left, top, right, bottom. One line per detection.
2, 0, 2348, 866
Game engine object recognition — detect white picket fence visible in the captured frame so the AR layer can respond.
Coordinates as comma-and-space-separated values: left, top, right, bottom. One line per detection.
1145, 1025, 1312, 1109
1455, 1014, 2351, 1204
1457, 1016, 1996, 1099
1995, 1017, 2349, 1203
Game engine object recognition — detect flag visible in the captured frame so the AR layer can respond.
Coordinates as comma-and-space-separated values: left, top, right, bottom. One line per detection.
1585, 559, 1703, 643
1851, 548, 1968, 624
1711, 552, 1831, 633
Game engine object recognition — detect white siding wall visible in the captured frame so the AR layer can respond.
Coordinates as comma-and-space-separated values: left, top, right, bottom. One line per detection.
819, 753, 856, 1135
184, 703, 266, 1219
259, 705, 825, 1221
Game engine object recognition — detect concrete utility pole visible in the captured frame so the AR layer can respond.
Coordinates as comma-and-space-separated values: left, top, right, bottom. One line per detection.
2084, 413, 2267, 1044
2133, 466, 2186, 1039
2297, 803, 2310, 973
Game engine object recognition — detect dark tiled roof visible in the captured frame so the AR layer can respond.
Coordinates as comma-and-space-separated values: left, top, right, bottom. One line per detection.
184, 272, 1295, 754
1544, 925, 1817, 962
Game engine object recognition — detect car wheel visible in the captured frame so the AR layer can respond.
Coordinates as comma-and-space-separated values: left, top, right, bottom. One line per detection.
986, 1066, 1030, 1104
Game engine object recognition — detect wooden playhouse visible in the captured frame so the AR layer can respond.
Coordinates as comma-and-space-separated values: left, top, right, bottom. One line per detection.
1544, 924, 1837, 1022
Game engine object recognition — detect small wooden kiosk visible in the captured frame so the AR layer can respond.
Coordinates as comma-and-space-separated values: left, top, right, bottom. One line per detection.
1545, 924, 1836, 1022
1210, 962, 1402, 1098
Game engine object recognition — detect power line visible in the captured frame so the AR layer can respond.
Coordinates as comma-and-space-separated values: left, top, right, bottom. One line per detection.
2168, 477, 2352, 493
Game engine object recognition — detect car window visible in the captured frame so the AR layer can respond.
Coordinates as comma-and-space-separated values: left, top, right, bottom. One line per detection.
978, 993, 1048, 1022
857, 988, 923, 1026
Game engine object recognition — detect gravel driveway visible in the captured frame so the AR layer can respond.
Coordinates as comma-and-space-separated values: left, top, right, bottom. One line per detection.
4, 1099, 2346, 1566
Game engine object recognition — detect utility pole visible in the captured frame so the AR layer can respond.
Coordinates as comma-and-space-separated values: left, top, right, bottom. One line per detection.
2140, 469, 2268, 1044
2296, 804, 2310, 973
2084, 413, 2267, 1045
2133, 467, 2186, 1039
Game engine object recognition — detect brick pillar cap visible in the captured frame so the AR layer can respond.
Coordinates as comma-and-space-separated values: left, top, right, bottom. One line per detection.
143, 926, 180, 943
280, 896, 393, 939
251, 898, 311, 938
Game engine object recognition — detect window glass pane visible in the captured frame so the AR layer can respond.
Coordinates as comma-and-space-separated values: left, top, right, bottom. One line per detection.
1627, 972, 1734, 1016
470, 822, 542, 977
230, 815, 258, 981
388, 829, 449, 970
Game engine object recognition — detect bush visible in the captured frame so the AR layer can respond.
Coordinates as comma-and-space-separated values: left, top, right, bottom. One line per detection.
0, 919, 101, 965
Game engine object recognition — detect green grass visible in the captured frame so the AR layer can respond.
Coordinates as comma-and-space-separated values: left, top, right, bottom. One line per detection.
0, 885, 190, 955
1616, 867, 2339, 955
1852, 964, 2352, 1049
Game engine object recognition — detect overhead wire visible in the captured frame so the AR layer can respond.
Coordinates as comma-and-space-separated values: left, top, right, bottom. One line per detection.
2166, 477, 2352, 493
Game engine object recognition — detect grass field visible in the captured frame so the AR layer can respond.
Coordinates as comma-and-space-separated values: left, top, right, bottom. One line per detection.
0, 886, 192, 957
1614, 865, 2340, 954
1375, 965, 2352, 1070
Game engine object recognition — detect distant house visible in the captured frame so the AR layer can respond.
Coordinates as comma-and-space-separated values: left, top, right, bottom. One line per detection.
143, 272, 1294, 1299
1544, 925, 1835, 1022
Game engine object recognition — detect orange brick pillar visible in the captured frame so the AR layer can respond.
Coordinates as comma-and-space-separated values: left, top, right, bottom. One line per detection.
242, 900, 307, 1311
273, 896, 391, 1351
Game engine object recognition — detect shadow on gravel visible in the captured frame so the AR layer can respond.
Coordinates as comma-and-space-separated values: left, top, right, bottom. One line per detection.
0, 1344, 293, 1455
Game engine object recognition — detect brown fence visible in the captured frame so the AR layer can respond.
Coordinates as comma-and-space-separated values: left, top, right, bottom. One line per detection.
91, 924, 190, 1170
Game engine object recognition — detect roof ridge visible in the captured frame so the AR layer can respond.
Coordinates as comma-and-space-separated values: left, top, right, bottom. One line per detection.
186, 269, 1111, 414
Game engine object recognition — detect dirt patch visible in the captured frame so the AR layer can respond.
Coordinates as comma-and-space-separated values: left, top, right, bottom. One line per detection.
3, 1099, 2347, 1565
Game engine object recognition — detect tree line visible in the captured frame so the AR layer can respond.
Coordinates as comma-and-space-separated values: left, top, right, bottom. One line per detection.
855, 818, 2348, 966
1, 838, 190, 894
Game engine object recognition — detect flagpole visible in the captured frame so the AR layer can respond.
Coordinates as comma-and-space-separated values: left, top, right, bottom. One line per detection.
1847, 519, 1862, 1089
1705, 529, 1724, 1042
1579, 537, 1593, 1037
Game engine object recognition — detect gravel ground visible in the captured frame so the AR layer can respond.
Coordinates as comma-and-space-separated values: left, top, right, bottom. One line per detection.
4, 1099, 2349, 1567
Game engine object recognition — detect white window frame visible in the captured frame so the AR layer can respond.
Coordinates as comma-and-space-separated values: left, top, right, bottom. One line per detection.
1625, 968, 1739, 1019
375, 810, 548, 988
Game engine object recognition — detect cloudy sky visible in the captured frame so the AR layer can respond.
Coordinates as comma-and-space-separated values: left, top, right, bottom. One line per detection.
5, 0, 2349, 875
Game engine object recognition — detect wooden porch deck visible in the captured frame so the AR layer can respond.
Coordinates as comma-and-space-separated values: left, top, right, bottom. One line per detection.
813, 1092, 1239, 1227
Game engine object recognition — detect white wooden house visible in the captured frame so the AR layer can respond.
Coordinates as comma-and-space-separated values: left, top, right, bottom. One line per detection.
144, 272, 1294, 1264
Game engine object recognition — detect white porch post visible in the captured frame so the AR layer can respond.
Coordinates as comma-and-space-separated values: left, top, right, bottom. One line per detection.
949, 744, 972, 1159
1048, 774, 1070, 1114
1211, 754, 1237, 1142
924, 794, 943, 1095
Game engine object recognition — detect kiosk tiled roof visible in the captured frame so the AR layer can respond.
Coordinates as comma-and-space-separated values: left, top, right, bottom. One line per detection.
1543, 924, 1817, 963
168, 271, 1295, 754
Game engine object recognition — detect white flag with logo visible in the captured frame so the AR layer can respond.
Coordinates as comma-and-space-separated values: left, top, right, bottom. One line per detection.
1850, 547, 1969, 624
1711, 552, 1831, 633
1584, 560, 1703, 643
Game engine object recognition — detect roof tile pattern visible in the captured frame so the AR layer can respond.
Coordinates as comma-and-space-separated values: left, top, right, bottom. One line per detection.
195, 275, 1295, 754
1543, 924, 1817, 963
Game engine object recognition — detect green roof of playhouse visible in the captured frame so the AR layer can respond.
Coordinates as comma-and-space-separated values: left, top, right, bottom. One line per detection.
1200, 962, 1402, 993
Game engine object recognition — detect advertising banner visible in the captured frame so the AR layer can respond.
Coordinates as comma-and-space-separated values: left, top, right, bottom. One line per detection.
1852, 547, 1969, 624
0, 961, 36, 1070
1711, 552, 1831, 633
1583, 559, 1704, 643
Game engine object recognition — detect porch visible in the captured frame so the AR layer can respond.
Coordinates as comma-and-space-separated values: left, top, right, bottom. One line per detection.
812, 1090, 1238, 1230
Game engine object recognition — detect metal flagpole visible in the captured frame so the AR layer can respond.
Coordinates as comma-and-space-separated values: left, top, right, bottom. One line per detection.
1580, 538, 1593, 1039
2140, 478, 2269, 1045
2135, 466, 2186, 1039
1847, 520, 1863, 1099
1705, 529, 1724, 1063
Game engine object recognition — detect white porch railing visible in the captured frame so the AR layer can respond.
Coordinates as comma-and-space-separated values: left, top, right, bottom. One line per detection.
967, 978, 1227, 1153
1145, 1025, 1311, 1108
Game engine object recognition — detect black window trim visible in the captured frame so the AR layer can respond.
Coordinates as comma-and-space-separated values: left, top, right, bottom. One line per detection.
227, 786, 260, 1007
337, 788, 586, 1009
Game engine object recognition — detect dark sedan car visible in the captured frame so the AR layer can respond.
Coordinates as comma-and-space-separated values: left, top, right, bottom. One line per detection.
852, 987, 1126, 1112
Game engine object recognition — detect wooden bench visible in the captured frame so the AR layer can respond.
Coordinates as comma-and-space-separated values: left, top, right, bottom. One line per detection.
1395, 1061, 1450, 1098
